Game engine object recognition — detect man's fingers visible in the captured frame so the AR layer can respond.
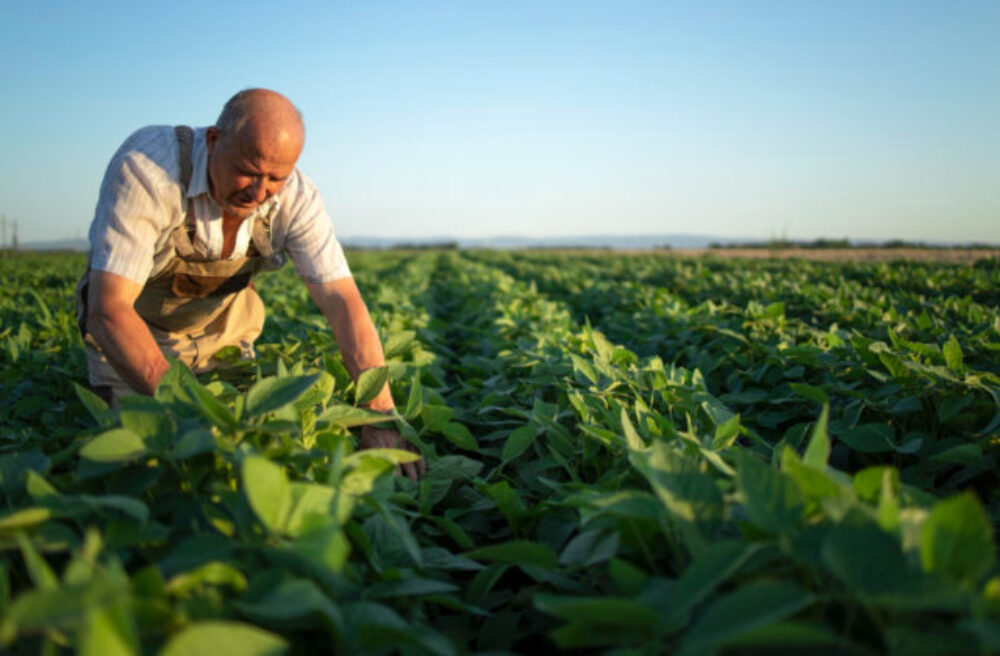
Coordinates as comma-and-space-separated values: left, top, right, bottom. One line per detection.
359, 426, 424, 480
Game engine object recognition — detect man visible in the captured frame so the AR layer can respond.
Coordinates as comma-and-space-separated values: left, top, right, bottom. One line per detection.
78, 88, 424, 479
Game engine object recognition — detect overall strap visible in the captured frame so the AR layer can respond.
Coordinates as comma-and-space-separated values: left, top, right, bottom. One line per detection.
175, 125, 194, 188
171, 126, 197, 259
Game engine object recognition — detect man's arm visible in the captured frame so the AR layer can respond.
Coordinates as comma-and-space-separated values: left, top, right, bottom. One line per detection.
87, 270, 170, 395
306, 277, 425, 479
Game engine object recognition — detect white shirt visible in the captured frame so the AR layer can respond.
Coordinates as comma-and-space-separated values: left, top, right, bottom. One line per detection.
88, 125, 351, 285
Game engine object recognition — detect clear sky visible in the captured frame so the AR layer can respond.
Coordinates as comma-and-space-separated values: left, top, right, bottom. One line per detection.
1, 1, 997, 245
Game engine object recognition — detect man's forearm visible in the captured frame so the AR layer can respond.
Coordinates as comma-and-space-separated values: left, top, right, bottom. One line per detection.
308, 279, 395, 413
89, 304, 170, 396
330, 303, 395, 413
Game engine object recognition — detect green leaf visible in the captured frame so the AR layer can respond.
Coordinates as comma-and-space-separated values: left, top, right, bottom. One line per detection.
211, 344, 244, 363
679, 582, 813, 655
920, 492, 996, 587
353, 447, 423, 466
558, 529, 619, 567
319, 403, 394, 429
942, 335, 964, 372
355, 366, 390, 406
404, 374, 422, 420
837, 423, 895, 454
366, 578, 459, 599
636, 441, 723, 526
822, 520, 966, 608
609, 558, 648, 596
620, 408, 646, 451
292, 521, 351, 573
501, 425, 538, 462
0, 449, 50, 499
245, 374, 320, 417
120, 409, 174, 447
480, 480, 524, 526
78, 494, 150, 523
853, 466, 899, 502
17, 534, 58, 591
789, 383, 829, 405
79, 429, 147, 463
345, 601, 454, 654
159, 533, 234, 577
184, 378, 239, 434
25, 471, 57, 498
340, 456, 394, 499
364, 510, 423, 569
165, 561, 248, 596
0, 507, 51, 532
172, 429, 216, 460
466, 541, 558, 570
242, 456, 292, 534
735, 452, 804, 535
73, 383, 112, 427
441, 422, 478, 451
535, 594, 658, 629
712, 412, 741, 450
652, 540, 759, 627
383, 330, 416, 357
283, 483, 337, 537
720, 622, 838, 650
781, 448, 848, 507
802, 404, 830, 468
160, 621, 288, 656
928, 443, 982, 466
79, 600, 140, 656
421, 404, 454, 432
236, 578, 343, 632
4, 586, 89, 632
426, 455, 482, 481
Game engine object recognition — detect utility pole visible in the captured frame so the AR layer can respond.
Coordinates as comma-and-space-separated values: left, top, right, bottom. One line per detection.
0, 213, 7, 257
11, 219, 18, 253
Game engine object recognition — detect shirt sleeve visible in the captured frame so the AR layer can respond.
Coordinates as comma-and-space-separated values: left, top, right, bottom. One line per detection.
88, 127, 178, 285
278, 170, 352, 283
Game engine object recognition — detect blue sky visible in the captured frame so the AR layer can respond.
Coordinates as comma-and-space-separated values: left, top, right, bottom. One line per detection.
1, 1, 997, 245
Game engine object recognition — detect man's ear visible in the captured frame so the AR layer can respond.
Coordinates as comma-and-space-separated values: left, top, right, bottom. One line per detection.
205, 126, 219, 153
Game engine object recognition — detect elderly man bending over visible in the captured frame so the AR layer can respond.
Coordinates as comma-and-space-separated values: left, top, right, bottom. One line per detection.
77, 88, 424, 479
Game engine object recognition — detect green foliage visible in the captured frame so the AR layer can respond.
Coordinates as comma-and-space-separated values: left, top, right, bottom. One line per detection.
1, 250, 999, 653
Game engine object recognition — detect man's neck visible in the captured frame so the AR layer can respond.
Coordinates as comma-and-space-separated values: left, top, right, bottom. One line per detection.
220, 212, 246, 259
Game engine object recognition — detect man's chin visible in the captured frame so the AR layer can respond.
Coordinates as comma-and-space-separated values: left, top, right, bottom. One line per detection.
226, 204, 257, 219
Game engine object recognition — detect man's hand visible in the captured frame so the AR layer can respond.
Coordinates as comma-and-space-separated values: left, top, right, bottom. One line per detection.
359, 425, 426, 481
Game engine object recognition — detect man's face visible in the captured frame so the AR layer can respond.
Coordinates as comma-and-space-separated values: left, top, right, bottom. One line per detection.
205, 127, 300, 219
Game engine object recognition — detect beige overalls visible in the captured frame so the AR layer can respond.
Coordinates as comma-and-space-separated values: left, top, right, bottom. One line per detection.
77, 126, 282, 404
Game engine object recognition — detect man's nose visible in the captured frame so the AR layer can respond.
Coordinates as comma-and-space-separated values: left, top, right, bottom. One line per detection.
250, 177, 268, 202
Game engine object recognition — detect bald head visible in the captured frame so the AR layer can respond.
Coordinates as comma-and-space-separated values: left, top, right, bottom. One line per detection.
215, 88, 304, 157
205, 89, 305, 218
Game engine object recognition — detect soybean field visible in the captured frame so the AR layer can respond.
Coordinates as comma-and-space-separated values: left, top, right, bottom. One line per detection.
1, 249, 999, 655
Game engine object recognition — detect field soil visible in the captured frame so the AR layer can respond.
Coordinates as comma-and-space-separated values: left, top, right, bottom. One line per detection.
671, 248, 1000, 263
